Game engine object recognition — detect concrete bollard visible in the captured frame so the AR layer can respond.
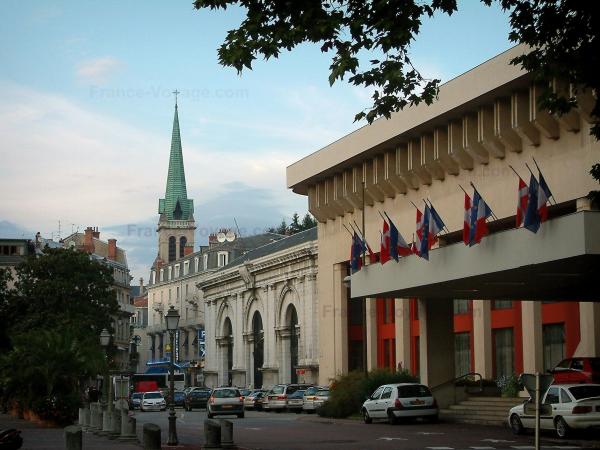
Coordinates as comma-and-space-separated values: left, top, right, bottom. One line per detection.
142, 423, 161, 450
89, 403, 101, 431
64, 425, 82, 450
203, 419, 222, 449
100, 410, 113, 435
82, 406, 91, 430
220, 419, 235, 449
109, 406, 121, 439
118, 410, 138, 442
78, 407, 85, 426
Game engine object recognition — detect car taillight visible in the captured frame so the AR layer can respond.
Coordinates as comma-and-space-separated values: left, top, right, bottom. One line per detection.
209, 397, 215, 405
394, 398, 403, 409
572, 405, 592, 414
239, 397, 244, 402
277, 395, 287, 400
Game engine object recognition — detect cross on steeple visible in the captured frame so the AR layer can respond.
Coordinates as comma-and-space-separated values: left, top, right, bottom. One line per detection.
173, 89, 180, 107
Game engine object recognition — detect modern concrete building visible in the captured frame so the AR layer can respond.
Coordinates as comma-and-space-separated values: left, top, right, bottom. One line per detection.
199, 228, 318, 389
0, 238, 36, 288
287, 45, 600, 388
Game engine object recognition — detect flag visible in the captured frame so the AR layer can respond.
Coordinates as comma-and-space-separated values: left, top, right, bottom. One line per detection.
380, 221, 391, 265
468, 189, 480, 246
415, 206, 424, 252
419, 205, 431, 260
474, 190, 493, 243
411, 234, 419, 256
516, 177, 528, 227
386, 214, 413, 257
350, 232, 363, 272
428, 203, 445, 247
365, 238, 378, 264
523, 173, 541, 233
537, 171, 552, 222
463, 192, 472, 245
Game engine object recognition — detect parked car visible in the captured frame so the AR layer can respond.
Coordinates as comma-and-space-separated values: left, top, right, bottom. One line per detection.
361, 383, 438, 424
239, 388, 252, 398
549, 358, 600, 384
244, 390, 266, 410
509, 383, 600, 438
286, 390, 307, 413
207, 387, 245, 419
302, 386, 323, 413
265, 384, 313, 411
173, 390, 186, 407
129, 392, 143, 410
312, 388, 330, 411
184, 389, 211, 411
140, 391, 167, 412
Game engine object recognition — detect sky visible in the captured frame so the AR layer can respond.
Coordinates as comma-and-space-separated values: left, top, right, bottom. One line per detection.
0, 0, 513, 282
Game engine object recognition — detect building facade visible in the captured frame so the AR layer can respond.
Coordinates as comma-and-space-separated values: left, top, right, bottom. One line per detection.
199, 228, 318, 389
287, 45, 600, 387
61, 227, 135, 370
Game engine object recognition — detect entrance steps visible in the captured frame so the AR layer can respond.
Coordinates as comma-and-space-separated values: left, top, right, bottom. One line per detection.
439, 396, 522, 427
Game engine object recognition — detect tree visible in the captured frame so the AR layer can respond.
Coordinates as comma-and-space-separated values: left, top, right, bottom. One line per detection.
289, 213, 302, 234
267, 212, 317, 235
301, 213, 317, 230
194, 0, 599, 137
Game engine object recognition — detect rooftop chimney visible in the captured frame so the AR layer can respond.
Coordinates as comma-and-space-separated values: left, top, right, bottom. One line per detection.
83, 227, 95, 253
92, 226, 100, 239
139, 277, 144, 294
108, 238, 117, 260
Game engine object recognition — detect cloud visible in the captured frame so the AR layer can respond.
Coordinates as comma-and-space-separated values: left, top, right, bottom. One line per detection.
76, 57, 124, 84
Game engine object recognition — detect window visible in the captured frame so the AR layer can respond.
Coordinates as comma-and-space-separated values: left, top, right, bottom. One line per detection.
160, 269, 164, 282
185, 284, 189, 296
203, 254, 208, 270
184, 261, 189, 276
494, 328, 514, 378
151, 270, 156, 284
179, 236, 187, 258
169, 289, 172, 301
217, 251, 228, 267
383, 298, 394, 324
168, 236, 176, 262
174, 264, 180, 278
370, 386, 383, 400
543, 323, 566, 372
168, 267, 172, 280
493, 300, 513, 309
571, 359, 584, 371
194, 257, 199, 273
455, 332, 471, 377
545, 387, 560, 404
380, 387, 392, 399
454, 299, 469, 315
176, 287, 180, 300
560, 389, 571, 403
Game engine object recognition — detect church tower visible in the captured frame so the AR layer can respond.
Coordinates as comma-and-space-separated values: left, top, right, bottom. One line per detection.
156, 94, 195, 264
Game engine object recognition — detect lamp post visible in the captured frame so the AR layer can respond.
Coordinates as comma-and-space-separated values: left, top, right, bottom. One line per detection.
99, 328, 112, 411
165, 305, 180, 446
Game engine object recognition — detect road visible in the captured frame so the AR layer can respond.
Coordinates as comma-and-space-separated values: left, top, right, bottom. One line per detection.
132, 408, 593, 449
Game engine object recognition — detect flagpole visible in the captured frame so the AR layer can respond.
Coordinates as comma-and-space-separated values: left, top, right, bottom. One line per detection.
378, 210, 387, 221
361, 181, 367, 376
525, 162, 535, 177
342, 223, 354, 237
458, 184, 469, 195
426, 199, 449, 233
532, 157, 557, 205
410, 200, 419, 210
508, 165, 522, 179
362, 181, 366, 265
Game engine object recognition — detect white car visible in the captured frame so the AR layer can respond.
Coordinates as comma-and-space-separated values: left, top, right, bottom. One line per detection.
361, 383, 438, 424
508, 383, 600, 438
140, 391, 167, 412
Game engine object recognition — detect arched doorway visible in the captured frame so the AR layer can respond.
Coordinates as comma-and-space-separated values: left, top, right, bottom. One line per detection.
286, 305, 299, 384
252, 312, 264, 388
223, 318, 233, 386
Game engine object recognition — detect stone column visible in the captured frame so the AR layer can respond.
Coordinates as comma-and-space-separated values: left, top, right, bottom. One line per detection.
64, 425, 82, 450
109, 406, 121, 439
365, 298, 378, 370
521, 301, 543, 373
418, 299, 455, 387
394, 298, 411, 372
333, 263, 348, 377
279, 330, 291, 384
473, 300, 493, 378
118, 410, 138, 442
575, 302, 600, 356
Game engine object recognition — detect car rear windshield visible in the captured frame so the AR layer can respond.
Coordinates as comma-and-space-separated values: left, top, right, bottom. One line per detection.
317, 390, 329, 397
132, 393, 142, 399
213, 389, 240, 398
271, 385, 285, 395
397, 385, 432, 398
568, 385, 600, 400
590, 358, 600, 371
193, 391, 210, 398
305, 387, 319, 395
144, 392, 162, 399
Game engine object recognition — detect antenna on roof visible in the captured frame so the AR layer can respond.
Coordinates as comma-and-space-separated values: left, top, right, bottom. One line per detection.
233, 218, 242, 237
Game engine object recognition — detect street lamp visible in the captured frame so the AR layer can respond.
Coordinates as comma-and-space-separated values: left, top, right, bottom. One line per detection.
165, 305, 180, 446
99, 328, 112, 412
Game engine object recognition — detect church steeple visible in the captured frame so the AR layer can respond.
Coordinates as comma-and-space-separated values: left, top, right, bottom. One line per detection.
156, 93, 196, 264
158, 94, 194, 221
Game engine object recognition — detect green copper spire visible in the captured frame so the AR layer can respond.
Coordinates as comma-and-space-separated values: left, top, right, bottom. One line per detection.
158, 96, 194, 221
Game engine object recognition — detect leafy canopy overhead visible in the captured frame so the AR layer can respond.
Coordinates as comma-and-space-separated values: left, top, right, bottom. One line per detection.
194, 0, 599, 137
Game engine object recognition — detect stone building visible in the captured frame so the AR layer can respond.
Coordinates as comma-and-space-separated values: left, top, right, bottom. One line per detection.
287, 44, 600, 387
199, 227, 318, 389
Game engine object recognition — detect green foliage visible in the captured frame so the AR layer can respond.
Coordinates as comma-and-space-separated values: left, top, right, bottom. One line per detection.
267, 212, 317, 235
496, 373, 521, 398
318, 368, 418, 418
194, 0, 599, 137
589, 163, 600, 207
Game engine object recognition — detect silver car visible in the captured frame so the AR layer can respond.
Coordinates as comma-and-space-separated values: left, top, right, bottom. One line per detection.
207, 387, 245, 419
140, 391, 166, 412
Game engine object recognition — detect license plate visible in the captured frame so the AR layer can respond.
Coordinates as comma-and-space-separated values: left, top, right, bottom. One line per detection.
222, 405, 232, 408
410, 399, 425, 405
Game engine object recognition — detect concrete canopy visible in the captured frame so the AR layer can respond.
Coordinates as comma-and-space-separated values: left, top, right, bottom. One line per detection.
350, 211, 600, 301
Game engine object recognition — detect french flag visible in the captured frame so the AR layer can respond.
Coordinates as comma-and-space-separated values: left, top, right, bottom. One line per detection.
387, 215, 412, 260
463, 192, 471, 245
419, 205, 431, 260
516, 177, 528, 227
474, 191, 493, 243
524, 173, 541, 233
537, 171, 553, 222
380, 220, 391, 264
428, 203, 445, 246
415, 207, 424, 252
350, 232, 363, 272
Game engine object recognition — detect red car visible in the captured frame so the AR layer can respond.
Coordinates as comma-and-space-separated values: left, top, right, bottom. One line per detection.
549, 357, 600, 384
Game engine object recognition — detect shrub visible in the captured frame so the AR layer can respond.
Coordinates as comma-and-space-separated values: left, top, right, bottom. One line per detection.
496, 373, 521, 398
318, 368, 418, 418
